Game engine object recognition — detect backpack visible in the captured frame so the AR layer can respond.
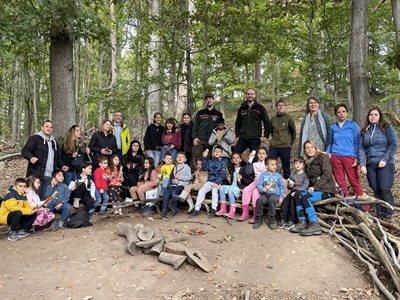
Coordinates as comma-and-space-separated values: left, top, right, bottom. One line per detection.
66, 210, 92, 228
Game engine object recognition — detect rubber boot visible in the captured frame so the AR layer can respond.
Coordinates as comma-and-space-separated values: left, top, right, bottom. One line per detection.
237, 205, 249, 221
248, 211, 257, 224
73, 198, 81, 209
173, 189, 189, 203
187, 198, 195, 213
223, 205, 236, 219
215, 202, 227, 216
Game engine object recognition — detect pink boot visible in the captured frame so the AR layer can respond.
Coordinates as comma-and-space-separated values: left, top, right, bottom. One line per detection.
215, 202, 227, 216
237, 205, 249, 221
223, 205, 236, 219
248, 212, 256, 224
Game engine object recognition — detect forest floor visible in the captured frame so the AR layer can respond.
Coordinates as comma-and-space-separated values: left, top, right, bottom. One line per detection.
0, 155, 399, 300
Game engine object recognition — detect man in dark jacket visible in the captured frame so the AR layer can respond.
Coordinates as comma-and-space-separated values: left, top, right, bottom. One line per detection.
191, 94, 223, 160
234, 88, 270, 154
21, 120, 68, 198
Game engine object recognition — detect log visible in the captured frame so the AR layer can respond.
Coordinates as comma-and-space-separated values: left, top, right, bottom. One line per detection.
117, 222, 143, 255
185, 247, 211, 273
0, 152, 21, 162
158, 252, 187, 270
138, 227, 154, 241
165, 242, 187, 256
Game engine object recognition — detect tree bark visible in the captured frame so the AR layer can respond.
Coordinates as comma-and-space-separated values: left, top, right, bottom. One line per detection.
391, 0, 400, 70
50, 30, 76, 139
349, 0, 369, 126
11, 59, 20, 142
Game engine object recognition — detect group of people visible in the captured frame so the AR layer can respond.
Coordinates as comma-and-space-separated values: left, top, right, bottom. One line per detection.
0, 89, 397, 242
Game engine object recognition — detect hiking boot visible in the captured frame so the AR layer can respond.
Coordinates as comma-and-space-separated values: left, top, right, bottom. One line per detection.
29, 226, 40, 236
129, 205, 142, 214
47, 219, 58, 230
160, 210, 167, 218
209, 209, 216, 219
189, 210, 200, 218
290, 220, 308, 233
8, 231, 20, 242
283, 220, 295, 230
143, 206, 154, 217
300, 221, 322, 236
253, 216, 264, 229
277, 219, 286, 228
269, 216, 277, 230
57, 220, 65, 229
17, 229, 30, 238
166, 209, 178, 218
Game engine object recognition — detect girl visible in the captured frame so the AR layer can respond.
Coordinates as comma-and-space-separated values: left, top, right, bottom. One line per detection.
122, 139, 145, 200
69, 162, 96, 214
179, 113, 193, 167
144, 112, 164, 167
109, 155, 124, 215
160, 117, 182, 163
26, 175, 55, 233
216, 153, 253, 219
128, 157, 158, 211
238, 147, 268, 223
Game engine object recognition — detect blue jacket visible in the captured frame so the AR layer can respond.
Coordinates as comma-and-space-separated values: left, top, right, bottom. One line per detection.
327, 119, 360, 158
44, 182, 70, 205
257, 171, 285, 199
202, 157, 227, 185
359, 123, 398, 166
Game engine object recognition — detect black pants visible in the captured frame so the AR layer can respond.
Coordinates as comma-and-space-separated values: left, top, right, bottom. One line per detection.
280, 193, 297, 222
256, 194, 279, 217
7, 211, 36, 231
75, 183, 95, 213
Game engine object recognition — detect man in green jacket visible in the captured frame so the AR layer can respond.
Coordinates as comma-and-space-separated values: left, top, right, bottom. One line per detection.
268, 99, 296, 179
111, 110, 131, 157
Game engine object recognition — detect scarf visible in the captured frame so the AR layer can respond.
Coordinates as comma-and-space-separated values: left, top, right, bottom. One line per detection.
300, 110, 327, 156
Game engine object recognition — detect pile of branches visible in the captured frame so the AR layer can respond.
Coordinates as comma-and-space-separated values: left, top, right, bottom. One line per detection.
314, 195, 400, 299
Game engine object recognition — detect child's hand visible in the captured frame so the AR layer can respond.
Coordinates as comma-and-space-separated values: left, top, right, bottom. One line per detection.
263, 186, 268, 192
157, 174, 162, 179
288, 181, 294, 188
51, 179, 58, 187
291, 192, 295, 197
213, 183, 219, 189
137, 182, 143, 187
100, 189, 104, 194
278, 198, 283, 205
55, 203, 63, 211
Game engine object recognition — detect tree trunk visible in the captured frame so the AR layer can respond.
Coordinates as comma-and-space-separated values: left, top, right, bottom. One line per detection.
50, 30, 76, 139
391, 0, 400, 70
349, 0, 370, 126
109, 0, 117, 95
23, 69, 32, 138
309, 2, 319, 96
11, 59, 20, 142
32, 66, 39, 134
255, 62, 261, 87
201, 3, 209, 110
74, 39, 80, 115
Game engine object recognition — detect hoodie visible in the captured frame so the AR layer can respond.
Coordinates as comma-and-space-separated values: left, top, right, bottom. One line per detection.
0, 186, 34, 225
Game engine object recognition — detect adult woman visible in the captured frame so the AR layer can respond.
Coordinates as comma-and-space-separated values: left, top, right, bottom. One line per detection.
326, 103, 363, 198
298, 96, 332, 156
144, 112, 164, 167
61, 125, 90, 185
359, 107, 398, 221
88, 120, 118, 170
179, 113, 193, 167
122, 139, 145, 200
290, 140, 336, 236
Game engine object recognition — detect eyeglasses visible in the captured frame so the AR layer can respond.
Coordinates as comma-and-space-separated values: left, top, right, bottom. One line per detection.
101, 162, 109, 165
277, 104, 285, 107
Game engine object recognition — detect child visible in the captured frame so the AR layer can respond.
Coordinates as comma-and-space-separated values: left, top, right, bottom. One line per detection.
128, 157, 158, 210
254, 157, 285, 230
69, 162, 96, 214
216, 152, 253, 219
26, 175, 55, 233
238, 146, 268, 223
189, 145, 227, 218
45, 170, 72, 229
208, 117, 235, 166
160, 152, 192, 218
277, 157, 309, 229
92, 156, 110, 212
108, 155, 124, 214
160, 117, 182, 163
0, 178, 38, 241
158, 153, 175, 197
173, 158, 208, 213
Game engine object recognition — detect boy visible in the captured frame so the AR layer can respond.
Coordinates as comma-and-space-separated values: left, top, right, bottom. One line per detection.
277, 157, 309, 229
92, 156, 110, 211
160, 152, 191, 218
208, 117, 235, 166
189, 145, 227, 218
173, 158, 208, 213
254, 157, 285, 230
158, 153, 174, 197
44, 170, 72, 229
0, 178, 38, 241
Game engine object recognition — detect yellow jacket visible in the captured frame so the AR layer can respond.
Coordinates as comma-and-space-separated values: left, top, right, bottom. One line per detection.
0, 187, 34, 225
111, 122, 131, 155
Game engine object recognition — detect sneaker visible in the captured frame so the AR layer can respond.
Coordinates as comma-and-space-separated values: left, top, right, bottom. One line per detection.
300, 221, 322, 236
129, 205, 143, 214
57, 220, 65, 229
283, 220, 295, 230
124, 197, 133, 203
8, 231, 20, 241
253, 216, 264, 229
269, 216, 277, 230
143, 207, 154, 217
17, 229, 30, 238
290, 220, 308, 233
29, 226, 40, 236
46, 219, 58, 230
166, 210, 178, 218
208, 209, 216, 219
158, 193, 164, 198
277, 219, 286, 228
189, 210, 200, 218
160, 210, 167, 218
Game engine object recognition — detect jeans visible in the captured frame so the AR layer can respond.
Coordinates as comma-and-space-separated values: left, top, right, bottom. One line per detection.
93, 190, 110, 213
219, 185, 236, 205
161, 186, 185, 211
37, 176, 52, 199
160, 146, 177, 163
47, 202, 72, 222
146, 150, 161, 167
63, 171, 77, 186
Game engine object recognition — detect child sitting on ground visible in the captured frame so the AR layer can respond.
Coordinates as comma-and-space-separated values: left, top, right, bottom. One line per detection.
173, 158, 208, 213
158, 153, 174, 197
189, 145, 227, 218
277, 157, 309, 229
254, 157, 285, 230
0, 178, 38, 241
92, 156, 110, 212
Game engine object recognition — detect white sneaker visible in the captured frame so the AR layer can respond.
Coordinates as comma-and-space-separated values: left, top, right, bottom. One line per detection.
124, 197, 133, 203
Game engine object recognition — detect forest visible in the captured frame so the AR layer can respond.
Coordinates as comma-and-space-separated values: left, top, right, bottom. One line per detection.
0, 0, 399, 141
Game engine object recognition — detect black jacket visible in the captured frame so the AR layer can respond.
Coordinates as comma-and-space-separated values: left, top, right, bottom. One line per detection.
88, 131, 118, 165
192, 108, 223, 141
144, 123, 164, 151
235, 100, 270, 139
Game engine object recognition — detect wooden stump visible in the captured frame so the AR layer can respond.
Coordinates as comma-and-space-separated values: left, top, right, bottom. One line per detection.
117, 222, 142, 256
158, 252, 187, 270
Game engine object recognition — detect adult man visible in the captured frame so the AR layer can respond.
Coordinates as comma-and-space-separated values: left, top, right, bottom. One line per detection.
192, 94, 223, 160
111, 110, 131, 157
234, 88, 270, 154
21, 120, 68, 198
268, 99, 296, 179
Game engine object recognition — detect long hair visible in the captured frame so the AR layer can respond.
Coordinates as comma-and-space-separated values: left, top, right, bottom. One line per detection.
163, 117, 177, 134
305, 96, 320, 114
80, 162, 92, 188
302, 139, 323, 160
63, 125, 86, 154
141, 157, 156, 182
26, 175, 39, 190
99, 119, 112, 134
228, 152, 245, 170
360, 106, 390, 135
109, 154, 121, 172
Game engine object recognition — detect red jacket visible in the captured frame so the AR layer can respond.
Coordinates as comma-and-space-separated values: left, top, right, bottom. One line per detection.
93, 167, 110, 190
